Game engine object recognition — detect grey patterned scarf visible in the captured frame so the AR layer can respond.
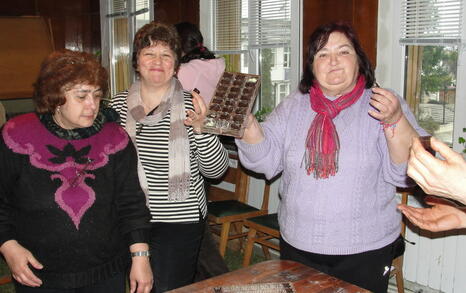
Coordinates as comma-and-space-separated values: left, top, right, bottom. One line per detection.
125, 78, 191, 201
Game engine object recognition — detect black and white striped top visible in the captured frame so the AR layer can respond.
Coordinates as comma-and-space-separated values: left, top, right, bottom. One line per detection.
111, 91, 229, 223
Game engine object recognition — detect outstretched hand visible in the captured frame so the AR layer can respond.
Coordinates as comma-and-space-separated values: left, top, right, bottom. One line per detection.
398, 204, 466, 232
408, 136, 466, 205
398, 197, 466, 232
0, 240, 43, 287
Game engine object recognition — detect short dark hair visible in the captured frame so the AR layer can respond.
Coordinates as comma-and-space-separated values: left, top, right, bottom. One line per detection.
33, 49, 108, 114
132, 21, 182, 73
175, 22, 215, 63
299, 21, 375, 93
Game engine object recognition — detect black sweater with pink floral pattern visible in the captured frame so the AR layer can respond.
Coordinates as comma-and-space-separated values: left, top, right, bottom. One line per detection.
0, 112, 150, 289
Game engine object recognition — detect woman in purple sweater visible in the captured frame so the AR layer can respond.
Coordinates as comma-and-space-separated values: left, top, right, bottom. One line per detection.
236, 22, 427, 293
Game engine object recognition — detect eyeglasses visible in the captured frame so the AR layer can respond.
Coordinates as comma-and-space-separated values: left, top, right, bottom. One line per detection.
70, 158, 93, 188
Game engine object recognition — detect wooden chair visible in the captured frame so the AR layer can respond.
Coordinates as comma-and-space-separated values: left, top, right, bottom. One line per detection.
207, 153, 270, 257
0, 102, 6, 126
242, 212, 279, 267
390, 188, 412, 293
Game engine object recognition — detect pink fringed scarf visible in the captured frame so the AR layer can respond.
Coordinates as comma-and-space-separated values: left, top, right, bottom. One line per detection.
304, 75, 365, 179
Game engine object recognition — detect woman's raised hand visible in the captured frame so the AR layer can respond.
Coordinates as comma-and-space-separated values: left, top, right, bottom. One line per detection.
241, 114, 265, 144
184, 90, 207, 133
408, 136, 466, 204
368, 87, 403, 124
0, 240, 43, 287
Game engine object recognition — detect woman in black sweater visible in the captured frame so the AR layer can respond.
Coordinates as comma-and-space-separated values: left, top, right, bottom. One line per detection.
0, 50, 152, 293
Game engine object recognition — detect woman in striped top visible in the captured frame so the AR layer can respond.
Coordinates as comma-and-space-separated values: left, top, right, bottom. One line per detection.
111, 22, 228, 293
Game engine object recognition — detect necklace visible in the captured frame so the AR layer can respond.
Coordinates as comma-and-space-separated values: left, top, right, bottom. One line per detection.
70, 157, 93, 188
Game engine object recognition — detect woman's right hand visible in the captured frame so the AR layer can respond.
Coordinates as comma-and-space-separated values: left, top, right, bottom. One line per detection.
408, 137, 466, 205
0, 240, 43, 287
241, 114, 265, 144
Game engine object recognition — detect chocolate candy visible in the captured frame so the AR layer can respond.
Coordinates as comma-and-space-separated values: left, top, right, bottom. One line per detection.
233, 114, 244, 122
242, 88, 253, 95
224, 99, 236, 106
212, 98, 223, 104
238, 101, 249, 107
210, 104, 221, 111
233, 80, 244, 86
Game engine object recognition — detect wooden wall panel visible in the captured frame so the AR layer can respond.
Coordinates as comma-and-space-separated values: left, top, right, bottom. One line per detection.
0, 17, 54, 99
36, 0, 101, 53
303, 0, 378, 70
154, 0, 199, 25
352, 0, 378, 69
1, 0, 101, 101
1, 0, 101, 54
0, 0, 36, 16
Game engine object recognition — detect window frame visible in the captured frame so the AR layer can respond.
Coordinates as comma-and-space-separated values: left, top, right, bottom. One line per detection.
99, 0, 154, 97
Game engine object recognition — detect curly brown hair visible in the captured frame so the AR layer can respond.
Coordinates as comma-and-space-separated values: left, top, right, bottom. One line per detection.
132, 21, 182, 74
33, 49, 108, 114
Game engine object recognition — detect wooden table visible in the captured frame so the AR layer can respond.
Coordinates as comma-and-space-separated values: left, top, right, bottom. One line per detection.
168, 260, 371, 292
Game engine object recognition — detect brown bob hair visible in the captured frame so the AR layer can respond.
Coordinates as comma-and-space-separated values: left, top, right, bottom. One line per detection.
132, 21, 182, 74
33, 49, 108, 114
299, 21, 375, 94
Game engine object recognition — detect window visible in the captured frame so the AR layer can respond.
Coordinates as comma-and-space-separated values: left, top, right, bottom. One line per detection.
276, 82, 290, 101
283, 47, 291, 68
270, 48, 276, 68
202, 0, 300, 113
100, 0, 153, 96
405, 45, 458, 144
401, 0, 463, 146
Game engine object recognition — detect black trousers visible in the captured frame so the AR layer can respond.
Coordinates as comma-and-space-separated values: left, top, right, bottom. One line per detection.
149, 219, 205, 293
14, 272, 126, 293
280, 235, 405, 293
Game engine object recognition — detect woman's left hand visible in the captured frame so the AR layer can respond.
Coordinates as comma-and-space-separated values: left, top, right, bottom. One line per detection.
129, 257, 153, 293
368, 87, 403, 124
184, 90, 207, 134
397, 200, 466, 232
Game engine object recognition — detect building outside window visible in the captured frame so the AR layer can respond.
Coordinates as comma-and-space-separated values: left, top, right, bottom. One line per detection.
276, 82, 290, 101
283, 46, 291, 68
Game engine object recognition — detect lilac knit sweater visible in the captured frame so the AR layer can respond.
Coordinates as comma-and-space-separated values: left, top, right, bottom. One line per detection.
236, 88, 427, 255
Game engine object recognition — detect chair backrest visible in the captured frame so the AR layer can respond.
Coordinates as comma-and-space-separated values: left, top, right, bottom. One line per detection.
397, 187, 415, 237
207, 152, 250, 202
0, 102, 5, 126
207, 152, 271, 211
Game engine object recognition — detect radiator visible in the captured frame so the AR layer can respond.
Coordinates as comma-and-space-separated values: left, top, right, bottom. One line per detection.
403, 196, 466, 293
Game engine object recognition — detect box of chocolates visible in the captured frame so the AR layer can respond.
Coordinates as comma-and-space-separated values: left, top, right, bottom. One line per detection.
202, 72, 260, 137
